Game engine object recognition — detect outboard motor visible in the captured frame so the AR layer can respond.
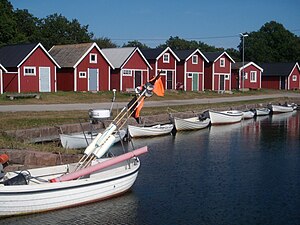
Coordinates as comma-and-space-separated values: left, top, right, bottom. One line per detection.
2, 172, 29, 186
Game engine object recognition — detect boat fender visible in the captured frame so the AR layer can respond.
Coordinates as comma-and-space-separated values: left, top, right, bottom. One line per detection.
0, 154, 9, 165
0, 154, 9, 179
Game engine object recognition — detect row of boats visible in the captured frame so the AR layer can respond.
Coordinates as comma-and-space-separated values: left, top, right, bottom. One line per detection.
60, 103, 298, 143
127, 103, 298, 138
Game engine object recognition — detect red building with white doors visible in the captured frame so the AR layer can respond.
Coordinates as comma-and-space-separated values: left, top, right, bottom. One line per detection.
231, 62, 263, 90
0, 43, 60, 93
261, 62, 300, 90
49, 42, 113, 92
204, 51, 235, 92
175, 49, 208, 91
141, 47, 180, 90
101, 47, 152, 91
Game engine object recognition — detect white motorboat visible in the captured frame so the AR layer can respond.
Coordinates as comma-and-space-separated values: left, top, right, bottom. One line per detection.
60, 129, 126, 149
128, 124, 174, 138
209, 110, 243, 125
0, 147, 146, 217
174, 117, 211, 131
242, 110, 255, 119
0, 73, 165, 217
255, 108, 270, 116
269, 104, 293, 114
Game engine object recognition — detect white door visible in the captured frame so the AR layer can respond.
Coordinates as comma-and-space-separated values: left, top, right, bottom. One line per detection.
88, 68, 98, 91
39, 67, 51, 92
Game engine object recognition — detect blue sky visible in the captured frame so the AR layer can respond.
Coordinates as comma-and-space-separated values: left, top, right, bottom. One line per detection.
10, 0, 300, 49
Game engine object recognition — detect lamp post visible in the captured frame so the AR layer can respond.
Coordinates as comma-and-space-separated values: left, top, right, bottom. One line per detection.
240, 33, 248, 92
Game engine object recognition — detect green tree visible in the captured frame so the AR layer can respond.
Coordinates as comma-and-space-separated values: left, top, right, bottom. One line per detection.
38, 13, 93, 49
93, 37, 117, 48
14, 9, 40, 43
157, 36, 224, 52
0, 0, 17, 46
226, 48, 240, 62
239, 21, 300, 63
122, 40, 149, 49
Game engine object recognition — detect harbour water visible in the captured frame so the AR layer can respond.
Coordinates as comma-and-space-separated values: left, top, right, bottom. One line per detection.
1, 111, 300, 225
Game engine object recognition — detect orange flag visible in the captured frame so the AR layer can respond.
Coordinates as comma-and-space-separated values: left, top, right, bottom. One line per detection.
135, 97, 145, 119
152, 77, 164, 96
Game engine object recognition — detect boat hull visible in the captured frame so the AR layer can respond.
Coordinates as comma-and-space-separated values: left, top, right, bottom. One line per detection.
174, 117, 211, 131
242, 111, 255, 119
60, 130, 126, 149
209, 110, 243, 125
270, 105, 294, 114
255, 108, 270, 116
128, 124, 173, 138
0, 158, 140, 217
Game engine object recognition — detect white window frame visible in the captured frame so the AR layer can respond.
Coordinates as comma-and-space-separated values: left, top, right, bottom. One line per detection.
243, 72, 248, 80
250, 71, 257, 82
187, 73, 193, 78
292, 75, 297, 81
79, 71, 86, 78
225, 74, 230, 80
192, 55, 198, 64
90, 53, 97, 63
220, 58, 225, 67
24, 66, 36, 76
163, 53, 170, 63
122, 69, 132, 76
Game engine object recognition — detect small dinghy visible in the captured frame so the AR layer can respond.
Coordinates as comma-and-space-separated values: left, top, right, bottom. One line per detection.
242, 110, 255, 119
128, 124, 174, 138
174, 116, 211, 131
255, 108, 270, 116
60, 129, 126, 149
269, 104, 294, 114
209, 110, 243, 125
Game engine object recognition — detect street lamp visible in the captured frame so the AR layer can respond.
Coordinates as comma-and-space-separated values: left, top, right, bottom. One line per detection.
240, 33, 248, 92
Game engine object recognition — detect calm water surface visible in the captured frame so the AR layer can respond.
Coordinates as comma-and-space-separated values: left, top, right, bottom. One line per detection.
2, 111, 300, 225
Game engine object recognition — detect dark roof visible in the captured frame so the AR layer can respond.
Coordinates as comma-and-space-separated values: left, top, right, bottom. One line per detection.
203, 51, 224, 62
260, 62, 297, 76
174, 49, 196, 60
232, 62, 251, 70
0, 43, 37, 67
141, 48, 165, 60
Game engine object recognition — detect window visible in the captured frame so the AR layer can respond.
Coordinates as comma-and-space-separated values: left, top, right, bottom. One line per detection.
292, 75, 297, 81
163, 53, 170, 63
24, 66, 36, 76
250, 71, 257, 82
187, 73, 193, 78
79, 71, 86, 78
225, 74, 230, 80
192, 55, 198, 64
122, 70, 132, 76
243, 72, 248, 80
90, 53, 97, 63
220, 58, 225, 67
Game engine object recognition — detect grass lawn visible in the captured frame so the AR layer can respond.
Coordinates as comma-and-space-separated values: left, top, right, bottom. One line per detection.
0, 89, 287, 105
